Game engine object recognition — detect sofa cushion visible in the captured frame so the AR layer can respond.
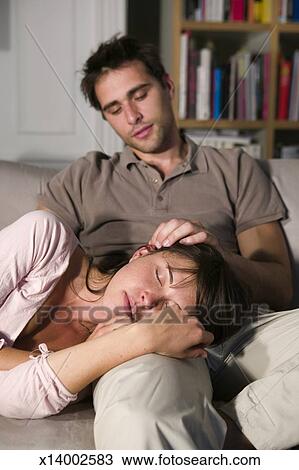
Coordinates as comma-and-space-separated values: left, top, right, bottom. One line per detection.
0, 400, 95, 450
0, 160, 57, 230
258, 159, 299, 308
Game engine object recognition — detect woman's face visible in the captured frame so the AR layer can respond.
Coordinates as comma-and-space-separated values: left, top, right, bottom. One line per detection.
100, 250, 196, 321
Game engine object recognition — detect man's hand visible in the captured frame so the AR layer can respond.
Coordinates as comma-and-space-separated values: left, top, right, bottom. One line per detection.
149, 218, 221, 250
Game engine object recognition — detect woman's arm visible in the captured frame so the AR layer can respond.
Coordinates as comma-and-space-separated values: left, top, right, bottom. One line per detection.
0, 306, 212, 419
47, 306, 213, 394
0, 347, 32, 370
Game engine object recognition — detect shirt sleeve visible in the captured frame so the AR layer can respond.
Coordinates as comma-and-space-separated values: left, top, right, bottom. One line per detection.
235, 151, 287, 235
0, 346, 77, 419
0, 210, 78, 308
38, 156, 91, 234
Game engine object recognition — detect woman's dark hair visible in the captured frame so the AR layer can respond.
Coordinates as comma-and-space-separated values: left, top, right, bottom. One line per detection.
85, 243, 252, 346
156, 243, 252, 345
80, 34, 167, 111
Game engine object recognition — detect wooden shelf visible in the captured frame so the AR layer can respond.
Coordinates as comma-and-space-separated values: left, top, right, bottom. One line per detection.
179, 119, 266, 130
274, 120, 299, 129
181, 20, 272, 32
169, 0, 299, 158
278, 23, 299, 33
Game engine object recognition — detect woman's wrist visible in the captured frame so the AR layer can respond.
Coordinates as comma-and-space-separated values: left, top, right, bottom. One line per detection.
128, 322, 156, 355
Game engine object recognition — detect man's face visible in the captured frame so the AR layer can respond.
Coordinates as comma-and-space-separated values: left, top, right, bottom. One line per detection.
94, 61, 177, 154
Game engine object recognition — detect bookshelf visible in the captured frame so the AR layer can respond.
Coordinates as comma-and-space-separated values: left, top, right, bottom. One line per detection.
166, 0, 299, 159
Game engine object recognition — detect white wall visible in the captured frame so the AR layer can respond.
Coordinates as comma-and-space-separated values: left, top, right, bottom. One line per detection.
0, 0, 127, 167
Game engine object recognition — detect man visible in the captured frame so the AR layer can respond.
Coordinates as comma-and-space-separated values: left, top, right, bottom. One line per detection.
38, 36, 298, 450
39, 35, 292, 311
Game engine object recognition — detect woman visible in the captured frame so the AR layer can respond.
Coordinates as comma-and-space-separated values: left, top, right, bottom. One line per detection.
0, 211, 248, 419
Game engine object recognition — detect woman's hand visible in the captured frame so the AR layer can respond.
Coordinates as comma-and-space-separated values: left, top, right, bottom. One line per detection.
86, 314, 132, 341
149, 218, 221, 251
136, 302, 214, 359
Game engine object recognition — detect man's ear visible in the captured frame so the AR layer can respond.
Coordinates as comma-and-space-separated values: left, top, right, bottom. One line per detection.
163, 73, 175, 99
129, 244, 156, 263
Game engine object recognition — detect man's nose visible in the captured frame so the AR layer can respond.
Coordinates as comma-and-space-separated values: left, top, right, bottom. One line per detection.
124, 102, 142, 125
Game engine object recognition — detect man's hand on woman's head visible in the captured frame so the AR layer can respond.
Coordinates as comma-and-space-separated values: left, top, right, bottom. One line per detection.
149, 218, 221, 251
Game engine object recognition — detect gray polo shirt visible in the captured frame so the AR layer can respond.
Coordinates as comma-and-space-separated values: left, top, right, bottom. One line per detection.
40, 137, 286, 263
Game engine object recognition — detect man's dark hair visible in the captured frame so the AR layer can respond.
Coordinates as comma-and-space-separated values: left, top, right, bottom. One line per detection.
80, 35, 167, 111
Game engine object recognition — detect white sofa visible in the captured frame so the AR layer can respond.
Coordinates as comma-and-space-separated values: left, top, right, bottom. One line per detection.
0, 158, 298, 449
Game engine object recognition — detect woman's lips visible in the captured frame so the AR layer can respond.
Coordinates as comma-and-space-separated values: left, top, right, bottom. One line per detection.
123, 292, 137, 321
123, 292, 132, 315
133, 124, 153, 139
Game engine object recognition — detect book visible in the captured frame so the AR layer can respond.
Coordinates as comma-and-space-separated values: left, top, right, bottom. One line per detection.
213, 68, 223, 119
236, 53, 246, 120
195, 0, 203, 20
280, 145, 299, 158
249, 60, 257, 120
279, 0, 288, 22
221, 62, 231, 119
277, 57, 292, 119
289, 50, 299, 120
261, 0, 272, 23
187, 39, 198, 119
262, 53, 270, 119
248, 0, 255, 21
230, 0, 245, 21
213, 0, 225, 21
179, 32, 190, 119
185, 129, 256, 152
228, 55, 237, 120
253, 0, 262, 22
243, 52, 251, 120
293, 0, 299, 21
255, 55, 263, 118
196, 47, 212, 120
185, 0, 197, 20
196, 65, 202, 120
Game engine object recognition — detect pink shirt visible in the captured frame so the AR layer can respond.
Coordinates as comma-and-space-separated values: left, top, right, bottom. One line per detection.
0, 211, 79, 418
0, 210, 78, 347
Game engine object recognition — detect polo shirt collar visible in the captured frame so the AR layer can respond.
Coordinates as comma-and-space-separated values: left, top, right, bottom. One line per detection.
116, 136, 208, 174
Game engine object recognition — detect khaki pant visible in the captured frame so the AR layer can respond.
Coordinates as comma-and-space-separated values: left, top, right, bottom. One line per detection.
93, 308, 299, 450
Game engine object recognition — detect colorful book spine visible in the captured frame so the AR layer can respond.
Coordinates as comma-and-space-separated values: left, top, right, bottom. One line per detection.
228, 55, 237, 120
187, 42, 198, 119
213, 68, 223, 119
179, 32, 190, 119
237, 53, 246, 119
289, 50, 299, 120
262, 53, 270, 119
255, 56, 263, 118
195, 0, 203, 20
249, 59, 257, 120
196, 48, 212, 119
293, 0, 299, 21
279, 0, 288, 22
230, 0, 245, 20
243, 52, 251, 120
277, 57, 292, 119
248, 0, 255, 21
261, 0, 272, 23
253, 0, 262, 22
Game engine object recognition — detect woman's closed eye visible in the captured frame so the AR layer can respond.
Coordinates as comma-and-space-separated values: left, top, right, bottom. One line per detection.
155, 268, 162, 286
